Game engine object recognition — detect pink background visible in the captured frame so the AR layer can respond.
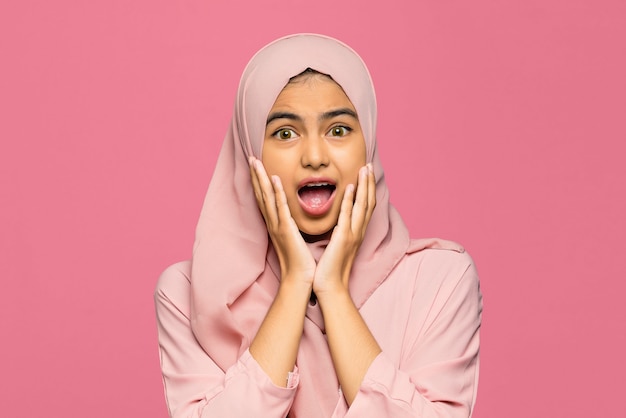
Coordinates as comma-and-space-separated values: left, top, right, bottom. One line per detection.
1, 1, 624, 417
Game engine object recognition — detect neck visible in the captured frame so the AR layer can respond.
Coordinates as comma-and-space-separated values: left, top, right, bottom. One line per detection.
300, 229, 333, 243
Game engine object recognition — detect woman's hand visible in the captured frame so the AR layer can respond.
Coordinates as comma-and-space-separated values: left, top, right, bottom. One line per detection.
249, 157, 317, 285
312, 163, 380, 405
249, 157, 317, 386
313, 164, 376, 296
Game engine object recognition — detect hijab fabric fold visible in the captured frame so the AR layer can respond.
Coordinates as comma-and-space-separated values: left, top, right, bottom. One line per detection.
190, 34, 410, 415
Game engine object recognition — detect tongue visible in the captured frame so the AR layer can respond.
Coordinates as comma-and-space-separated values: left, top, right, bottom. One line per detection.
299, 186, 333, 208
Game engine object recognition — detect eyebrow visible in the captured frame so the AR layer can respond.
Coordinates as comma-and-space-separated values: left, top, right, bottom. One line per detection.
266, 107, 358, 126
266, 111, 303, 126
320, 108, 359, 121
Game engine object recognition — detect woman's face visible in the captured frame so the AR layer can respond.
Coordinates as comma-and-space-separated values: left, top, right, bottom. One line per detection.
262, 74, 367, 238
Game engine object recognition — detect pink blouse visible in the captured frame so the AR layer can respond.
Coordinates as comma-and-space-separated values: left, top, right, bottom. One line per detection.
155, 242, 482, 417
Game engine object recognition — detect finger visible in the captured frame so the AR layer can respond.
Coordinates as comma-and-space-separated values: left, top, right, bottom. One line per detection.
249, 157, 269, 218
253, 159, 279, 226
364, 163, 376, 227
351, 166, 369, 231
337, 183, 355, 230
271, 175, 293, 224
249, 157, 263, 201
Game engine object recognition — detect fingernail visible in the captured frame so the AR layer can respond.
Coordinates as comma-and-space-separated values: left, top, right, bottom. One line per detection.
367, 163, 373, 173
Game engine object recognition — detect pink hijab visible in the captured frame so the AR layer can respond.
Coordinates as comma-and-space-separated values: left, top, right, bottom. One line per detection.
191, 34, 410, 415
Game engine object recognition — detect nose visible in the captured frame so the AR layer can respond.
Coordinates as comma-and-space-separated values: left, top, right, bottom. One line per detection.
300, 136, 329, 169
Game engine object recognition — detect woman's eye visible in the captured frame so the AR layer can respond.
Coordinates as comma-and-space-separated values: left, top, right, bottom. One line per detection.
328, 126, 351, 137
274, 128, 297, 140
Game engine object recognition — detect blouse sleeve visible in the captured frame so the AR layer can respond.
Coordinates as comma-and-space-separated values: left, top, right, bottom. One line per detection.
344, 251, 482, 418
154, 261, 298, 418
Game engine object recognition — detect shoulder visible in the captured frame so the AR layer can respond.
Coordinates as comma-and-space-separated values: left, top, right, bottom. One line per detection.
401, 239, 482, 333
405, 238, 476, 279
154, 260, 192, 317
398, 238, 479, 303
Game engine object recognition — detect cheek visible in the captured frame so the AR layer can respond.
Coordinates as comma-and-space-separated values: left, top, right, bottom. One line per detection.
348, 136, 367, 165
344, 150, 366, 187
339, 145, 366, 176
260, 150, 281, 178
263, 160, 291, 183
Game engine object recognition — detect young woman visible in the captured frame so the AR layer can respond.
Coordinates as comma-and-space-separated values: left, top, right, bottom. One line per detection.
155, 34, 482, 418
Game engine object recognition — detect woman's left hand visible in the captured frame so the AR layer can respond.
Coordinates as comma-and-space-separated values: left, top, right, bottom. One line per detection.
313, 164, 376, 296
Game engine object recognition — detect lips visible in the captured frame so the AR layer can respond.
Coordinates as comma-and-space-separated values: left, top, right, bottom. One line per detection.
297, 178, 337, 216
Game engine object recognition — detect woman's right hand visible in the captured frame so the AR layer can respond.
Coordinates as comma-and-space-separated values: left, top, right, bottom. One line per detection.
249, 157, 315, 386
249, 157, 316, 285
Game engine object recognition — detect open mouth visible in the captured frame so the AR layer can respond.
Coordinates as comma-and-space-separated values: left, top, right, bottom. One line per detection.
297, 181, 337, 215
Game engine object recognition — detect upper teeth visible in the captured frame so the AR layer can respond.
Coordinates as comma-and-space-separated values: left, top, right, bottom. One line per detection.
307, 183, 331, 187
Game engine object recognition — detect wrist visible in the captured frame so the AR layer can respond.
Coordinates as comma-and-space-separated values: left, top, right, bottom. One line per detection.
280, 267, 315, 286
277, 278, 314, 303
314, 282, 352, 307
